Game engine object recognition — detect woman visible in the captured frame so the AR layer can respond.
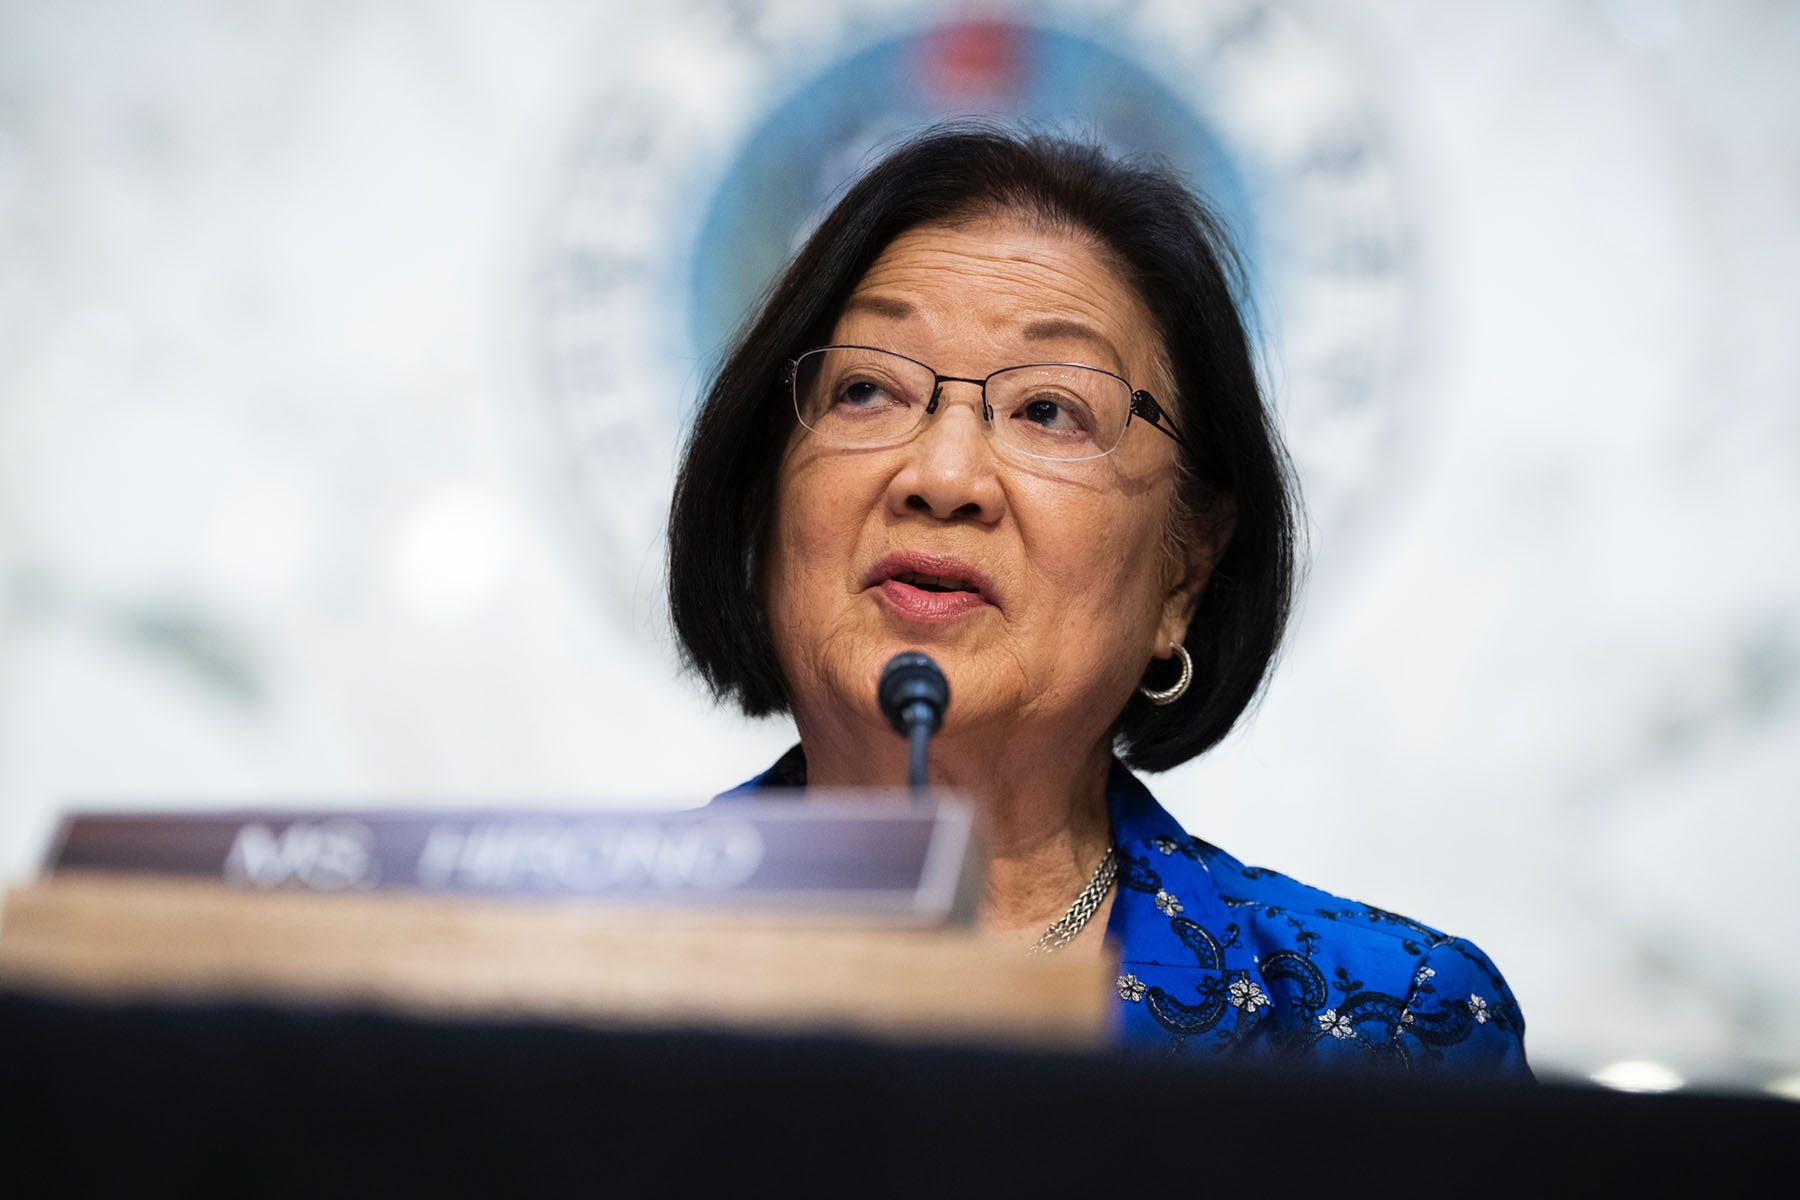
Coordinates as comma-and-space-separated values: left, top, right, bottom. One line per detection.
669, 126, 1528, 1076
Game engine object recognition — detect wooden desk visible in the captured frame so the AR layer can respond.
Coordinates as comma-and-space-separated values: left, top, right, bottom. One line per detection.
0, 874, 1113, 1047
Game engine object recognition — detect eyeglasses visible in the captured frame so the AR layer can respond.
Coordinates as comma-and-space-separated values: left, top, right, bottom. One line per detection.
784, 345, 1192, 463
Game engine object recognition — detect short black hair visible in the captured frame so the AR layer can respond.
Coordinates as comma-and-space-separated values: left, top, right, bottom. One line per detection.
668, 123, 1300, 771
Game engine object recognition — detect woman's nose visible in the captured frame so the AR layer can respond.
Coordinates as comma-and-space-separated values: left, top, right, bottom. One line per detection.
885, 384, 1007, 524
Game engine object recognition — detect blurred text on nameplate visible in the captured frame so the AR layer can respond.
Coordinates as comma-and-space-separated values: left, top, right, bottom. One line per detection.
43, 792, 979, 926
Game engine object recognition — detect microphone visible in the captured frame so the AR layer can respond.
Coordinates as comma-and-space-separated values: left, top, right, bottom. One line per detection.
877, 652, 950, 795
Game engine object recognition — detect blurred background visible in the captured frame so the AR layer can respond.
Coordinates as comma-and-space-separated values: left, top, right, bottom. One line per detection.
1, 0, 1795, 1092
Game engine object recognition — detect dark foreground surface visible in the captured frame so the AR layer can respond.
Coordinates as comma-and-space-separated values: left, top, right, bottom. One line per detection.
1, 989, 1794, 1196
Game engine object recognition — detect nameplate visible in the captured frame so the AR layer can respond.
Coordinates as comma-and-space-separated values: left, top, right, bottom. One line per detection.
42, 793, 979, 925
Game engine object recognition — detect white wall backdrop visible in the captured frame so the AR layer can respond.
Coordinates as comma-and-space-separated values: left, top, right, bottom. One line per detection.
1, 0, 1796, 1091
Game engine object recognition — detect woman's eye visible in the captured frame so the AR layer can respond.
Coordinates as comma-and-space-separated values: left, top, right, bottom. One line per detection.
1019, 395, 1085, 431
837, 379, 897, 408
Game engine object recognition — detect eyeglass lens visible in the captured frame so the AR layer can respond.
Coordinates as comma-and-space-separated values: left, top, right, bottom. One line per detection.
792, 347, 1135, 462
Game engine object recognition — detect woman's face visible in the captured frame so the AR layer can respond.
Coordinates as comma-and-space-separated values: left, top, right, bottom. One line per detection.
765, 213, 1211, 749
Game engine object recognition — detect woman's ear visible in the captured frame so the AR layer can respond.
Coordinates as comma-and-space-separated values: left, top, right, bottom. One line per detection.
1157, 493, 1236, 650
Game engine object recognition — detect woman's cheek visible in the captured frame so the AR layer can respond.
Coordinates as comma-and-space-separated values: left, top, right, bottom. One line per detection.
770, 462, 865, 624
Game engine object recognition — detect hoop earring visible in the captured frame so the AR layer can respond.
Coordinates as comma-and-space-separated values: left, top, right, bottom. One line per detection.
1138, 643, 1192, 706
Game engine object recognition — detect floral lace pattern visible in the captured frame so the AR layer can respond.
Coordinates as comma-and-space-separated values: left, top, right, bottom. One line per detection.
1099, 761, 1531, 1077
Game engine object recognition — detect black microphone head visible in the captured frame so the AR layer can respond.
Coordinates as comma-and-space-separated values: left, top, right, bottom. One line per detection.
877, 651, 950, 737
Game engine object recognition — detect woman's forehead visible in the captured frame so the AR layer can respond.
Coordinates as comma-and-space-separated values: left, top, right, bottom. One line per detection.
837, 217, 1161, 378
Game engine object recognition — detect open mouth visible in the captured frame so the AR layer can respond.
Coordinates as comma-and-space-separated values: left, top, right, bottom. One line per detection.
865, 554, 996, 621
891, 571, 980, 595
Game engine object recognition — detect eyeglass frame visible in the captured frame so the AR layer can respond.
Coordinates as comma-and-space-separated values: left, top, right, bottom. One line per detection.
782, 344, 1195, 463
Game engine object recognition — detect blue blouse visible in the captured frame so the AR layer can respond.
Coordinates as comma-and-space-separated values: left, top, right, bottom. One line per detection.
729, 749, 1532, 1079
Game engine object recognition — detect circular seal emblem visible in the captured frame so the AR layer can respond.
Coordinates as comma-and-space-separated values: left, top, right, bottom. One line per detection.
531, 0, 1427, 644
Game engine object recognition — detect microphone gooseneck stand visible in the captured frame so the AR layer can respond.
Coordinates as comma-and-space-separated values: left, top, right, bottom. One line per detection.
877, 652, 950, 797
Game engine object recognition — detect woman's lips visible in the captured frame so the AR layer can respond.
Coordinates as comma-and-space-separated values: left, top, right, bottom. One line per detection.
876, 578, 993, 621
864, 552, 997, 622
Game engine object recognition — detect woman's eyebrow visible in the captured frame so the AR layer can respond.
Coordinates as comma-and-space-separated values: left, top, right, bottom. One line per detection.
841, 293, 915, 320
1020, 317, 1125, 373
841, 297, 1126, 372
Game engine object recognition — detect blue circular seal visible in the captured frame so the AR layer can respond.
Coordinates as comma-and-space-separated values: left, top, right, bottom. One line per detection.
531, 3, 1425, 637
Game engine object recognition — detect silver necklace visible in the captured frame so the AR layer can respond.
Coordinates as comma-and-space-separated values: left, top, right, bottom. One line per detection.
1025, 846, 1118, 956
